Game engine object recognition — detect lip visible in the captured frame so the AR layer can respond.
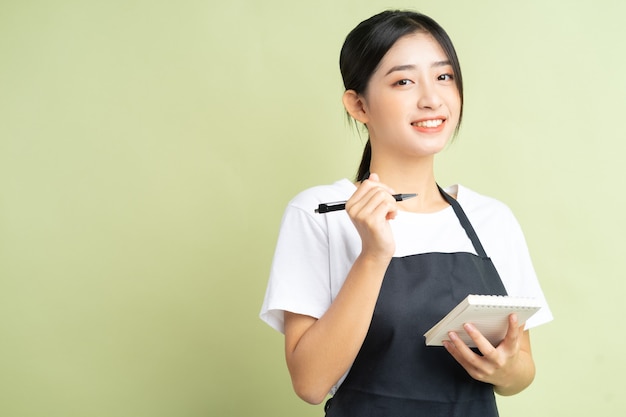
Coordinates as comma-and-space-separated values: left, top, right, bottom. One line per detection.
410, 117, 447, 133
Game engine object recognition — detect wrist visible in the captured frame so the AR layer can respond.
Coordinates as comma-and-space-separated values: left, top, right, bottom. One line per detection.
356, 250, 393, 271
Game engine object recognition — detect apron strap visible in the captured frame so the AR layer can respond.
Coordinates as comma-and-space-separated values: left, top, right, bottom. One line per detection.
437, 185, 489, 259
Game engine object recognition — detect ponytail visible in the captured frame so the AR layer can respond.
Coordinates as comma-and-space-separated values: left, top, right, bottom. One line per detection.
356, 139, 372, 182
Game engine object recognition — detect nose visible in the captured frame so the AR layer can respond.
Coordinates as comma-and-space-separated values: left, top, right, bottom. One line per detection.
417, 81, 442, 110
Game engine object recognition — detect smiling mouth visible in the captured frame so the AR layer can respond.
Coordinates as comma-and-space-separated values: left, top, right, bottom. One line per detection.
412, 119, 444, 128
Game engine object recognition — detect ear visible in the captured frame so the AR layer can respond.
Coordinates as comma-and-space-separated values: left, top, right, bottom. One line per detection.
342, 90, 369, 124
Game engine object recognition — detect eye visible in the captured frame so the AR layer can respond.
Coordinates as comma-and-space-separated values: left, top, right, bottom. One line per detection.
394, 79, 414, 86
438, 73, 454, 82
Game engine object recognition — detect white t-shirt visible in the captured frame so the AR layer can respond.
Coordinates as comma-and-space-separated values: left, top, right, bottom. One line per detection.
260, 179, 553, 334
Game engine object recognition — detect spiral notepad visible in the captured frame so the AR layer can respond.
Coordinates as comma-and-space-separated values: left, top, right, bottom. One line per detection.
424, 295, 542, 347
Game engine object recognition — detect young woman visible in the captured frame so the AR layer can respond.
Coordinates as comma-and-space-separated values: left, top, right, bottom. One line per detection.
260, 10, 552, 416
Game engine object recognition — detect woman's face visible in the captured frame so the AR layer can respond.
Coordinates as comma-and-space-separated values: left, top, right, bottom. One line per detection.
360, 32, 461, 160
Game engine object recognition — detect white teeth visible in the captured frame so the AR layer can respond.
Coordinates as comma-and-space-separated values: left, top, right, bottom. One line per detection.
413, 119, 443, 128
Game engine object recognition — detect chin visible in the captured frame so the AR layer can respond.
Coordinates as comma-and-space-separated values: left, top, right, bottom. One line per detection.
411, 141, 450, 157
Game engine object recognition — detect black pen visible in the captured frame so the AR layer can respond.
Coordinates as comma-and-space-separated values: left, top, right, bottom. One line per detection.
315, 193, 417, 214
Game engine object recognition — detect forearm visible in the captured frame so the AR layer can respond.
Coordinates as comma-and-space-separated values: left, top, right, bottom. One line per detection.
284, 253, 390, 404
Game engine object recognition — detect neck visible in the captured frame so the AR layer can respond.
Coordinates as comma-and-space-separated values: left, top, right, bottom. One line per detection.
369, 155, 449, 213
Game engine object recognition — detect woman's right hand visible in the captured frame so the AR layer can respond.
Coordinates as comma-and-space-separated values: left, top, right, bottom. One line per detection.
345, 173, 397, 261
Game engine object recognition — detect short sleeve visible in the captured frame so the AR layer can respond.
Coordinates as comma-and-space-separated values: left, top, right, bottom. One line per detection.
499, 213, 553, 329
475, 197, 553, 330
260, 204, 332, 334
456, 185, 553, 331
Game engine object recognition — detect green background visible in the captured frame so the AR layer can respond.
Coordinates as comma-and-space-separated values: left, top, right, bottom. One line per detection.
1, 0, 624, 415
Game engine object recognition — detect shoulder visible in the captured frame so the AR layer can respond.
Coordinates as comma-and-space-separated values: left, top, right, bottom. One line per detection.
448, 184, 518, 225
446, 184, 527, 251
287, 178, 356, 212
276, 178, 357, 237
448, 184, 532, 268
261, 180, 359, 332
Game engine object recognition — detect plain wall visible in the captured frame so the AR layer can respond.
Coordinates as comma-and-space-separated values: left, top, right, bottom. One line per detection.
1, 0, 624, 415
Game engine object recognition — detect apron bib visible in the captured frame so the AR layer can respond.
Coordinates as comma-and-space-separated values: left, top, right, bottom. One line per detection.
325, 188, 507, 417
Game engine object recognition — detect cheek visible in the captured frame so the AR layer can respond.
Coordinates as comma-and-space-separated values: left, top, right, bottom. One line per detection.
447, 94, 462, 120
367, 98, 397, 123
378, 97, 410, 121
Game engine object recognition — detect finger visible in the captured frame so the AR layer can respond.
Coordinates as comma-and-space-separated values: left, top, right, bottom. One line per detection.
444, 332, 482, 375
368, 173, 396, 194
499, 313, 522, 350
446, 331, 501, 382
371, 194, 399, 221
462, 322, 496, 356
444, 331, 481, 364
347, 184, 389, 213
348, 185, 397, 219
349, 196, 398, 230
352, 173, 394, 197
442, 339, 461, 361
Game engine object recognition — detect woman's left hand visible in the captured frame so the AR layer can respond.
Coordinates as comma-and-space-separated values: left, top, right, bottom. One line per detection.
442, 313, 536, 396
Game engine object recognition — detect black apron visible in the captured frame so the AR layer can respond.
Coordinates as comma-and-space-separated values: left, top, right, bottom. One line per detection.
325, 187, 508, 417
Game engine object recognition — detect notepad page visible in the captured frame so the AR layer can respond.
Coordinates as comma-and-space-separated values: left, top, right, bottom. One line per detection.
424, 295, 541, 347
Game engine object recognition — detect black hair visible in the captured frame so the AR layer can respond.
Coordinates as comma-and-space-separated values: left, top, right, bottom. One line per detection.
339, 10, 464, 181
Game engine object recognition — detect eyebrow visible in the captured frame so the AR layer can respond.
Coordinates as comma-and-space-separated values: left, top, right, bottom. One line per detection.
385, 61, 452, 76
